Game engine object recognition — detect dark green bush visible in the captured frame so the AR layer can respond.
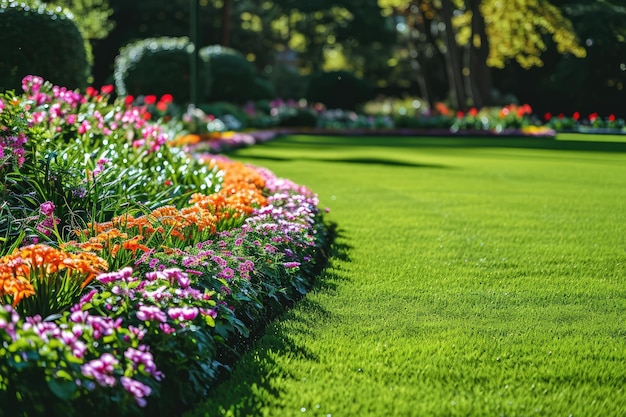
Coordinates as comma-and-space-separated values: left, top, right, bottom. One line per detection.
199, 45, 257, 104
198, 101, 250, 129
268, 64, 309, 99
305, 70, 374, 110
114, 36, 210, 104
249, 76, 276, 101
0, 1, 90, 92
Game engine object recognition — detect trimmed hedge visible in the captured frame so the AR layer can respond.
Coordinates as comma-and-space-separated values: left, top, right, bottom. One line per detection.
114, 36, 211, 104
0, 1, 90, 92
199, 45, 257, 104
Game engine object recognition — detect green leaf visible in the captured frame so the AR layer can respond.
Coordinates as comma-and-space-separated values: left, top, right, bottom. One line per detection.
47, 377, 77, 400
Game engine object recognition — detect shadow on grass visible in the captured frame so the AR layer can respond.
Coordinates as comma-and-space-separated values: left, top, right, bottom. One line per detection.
235, 153, 446, 168
183, 228, 353, 417
248, 134, 626, 153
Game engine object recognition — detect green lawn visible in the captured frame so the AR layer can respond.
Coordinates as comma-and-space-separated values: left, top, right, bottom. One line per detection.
186, 133, 626, 417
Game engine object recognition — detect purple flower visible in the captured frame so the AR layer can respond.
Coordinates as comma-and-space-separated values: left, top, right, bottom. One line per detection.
39, 201, 55, 217
81, 353, 119, 387
121, 377, 152, 407
168, 306, 199, 321
97, 267, 135, 284
124, 347, 161, 379
159, 322, 176, 334
218, 267, 235, 280
136, 305, 167, 322
283, 262, 301, 269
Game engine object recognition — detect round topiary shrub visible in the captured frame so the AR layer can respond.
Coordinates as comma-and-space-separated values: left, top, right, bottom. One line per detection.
249, 76, 276, 101
199, 45, 257, 104
268, 64, 308, 100
0, 1, 91, 92
114, 36, 211, 104
305, 70, 374, 110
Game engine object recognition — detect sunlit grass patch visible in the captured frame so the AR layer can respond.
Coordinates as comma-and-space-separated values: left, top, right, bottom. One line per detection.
187, 134, 626, 417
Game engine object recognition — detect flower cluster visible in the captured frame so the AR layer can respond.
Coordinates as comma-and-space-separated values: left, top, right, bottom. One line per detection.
72, 265, 230, 413
543, 111, 625, 132
452, 103, 534, 132
0, 132, 27, 170
0, 76, 332, 414
22, 75, 169, 154
0, 244, 107, 315
0, 303, 162, 412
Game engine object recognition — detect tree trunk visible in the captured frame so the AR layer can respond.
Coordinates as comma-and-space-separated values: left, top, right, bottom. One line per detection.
467, 0, 494, 107
408, 2, 433, 109
222, 0, 231, 46
440, 0, 467, 110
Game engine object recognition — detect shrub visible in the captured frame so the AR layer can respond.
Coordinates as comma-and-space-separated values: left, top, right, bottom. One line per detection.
268, 64, 309, 100
198, 101, 250, 129
249, 76, 276, 101
0, 1, 90, 92
114, 37, 210, 104
305, 70, 374, 111
199, 45, 257, 104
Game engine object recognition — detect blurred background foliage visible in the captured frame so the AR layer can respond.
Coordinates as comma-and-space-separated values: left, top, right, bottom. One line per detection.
6, 0, 626, 117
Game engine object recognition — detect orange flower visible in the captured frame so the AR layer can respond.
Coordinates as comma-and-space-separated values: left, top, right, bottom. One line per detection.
0, 244, 108, 306
169, 134, 201, 147
122, 236, 150, 257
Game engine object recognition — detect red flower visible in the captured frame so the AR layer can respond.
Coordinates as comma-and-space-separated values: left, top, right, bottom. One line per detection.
572, 112, 580, 121
608, 114, 616, 122
156, 101, 168, 112
468, 107, 479, 117
589, 112, 598, 122
101, 84, 114, 95
142, 112, 151, 121
160, 94, 174, 104
557, 113, 565, 119
144, 95, 157, 105
124, 95, 135, 106
543, 112, 552, 121
521, 104, 532, 115
164, 179, 173, 186
85, 86, 97, 97
456, 111, 465, 119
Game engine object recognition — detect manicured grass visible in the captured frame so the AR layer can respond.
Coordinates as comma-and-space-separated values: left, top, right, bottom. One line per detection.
186, 134, 626, 417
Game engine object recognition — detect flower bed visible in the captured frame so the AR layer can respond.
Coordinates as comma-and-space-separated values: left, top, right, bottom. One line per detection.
0, 77, 332, 417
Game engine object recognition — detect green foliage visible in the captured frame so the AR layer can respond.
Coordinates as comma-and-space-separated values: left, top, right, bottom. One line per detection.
199, 45, 257, 104
267, 64, 309, 100
0, 1, 90, 92
479, 0, 586, 68
43, 0, 114, 41
0, 303, 160, 417
305, 70, 374, 110
0, 75, 220, 251
249, 76, 277, 101
114, 37, 211, 104
198, 101, 251, 129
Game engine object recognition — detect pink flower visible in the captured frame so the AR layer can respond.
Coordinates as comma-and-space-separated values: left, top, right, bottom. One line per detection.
168, 306, 199, 321
136, 305, 167, 322
39, 201, 55, 216
121, 377, 152, 407
78, 120, 91, 134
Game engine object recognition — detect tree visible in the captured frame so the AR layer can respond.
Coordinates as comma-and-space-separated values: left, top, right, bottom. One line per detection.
46, 0, 115, 41
379, 0, 586, 110
497, 0, 626, 117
